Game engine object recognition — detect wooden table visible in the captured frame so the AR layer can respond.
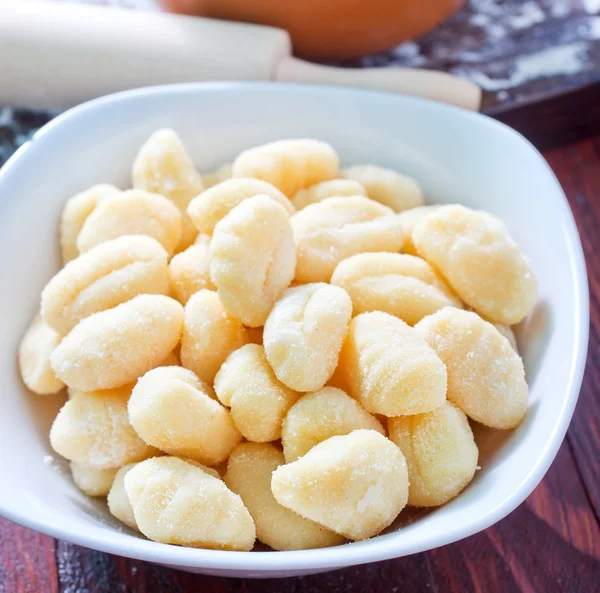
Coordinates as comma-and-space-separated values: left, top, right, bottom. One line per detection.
0, 114, 599, 591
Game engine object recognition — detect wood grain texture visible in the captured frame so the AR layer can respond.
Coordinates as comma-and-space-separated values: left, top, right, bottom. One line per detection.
1, 135, 600, 592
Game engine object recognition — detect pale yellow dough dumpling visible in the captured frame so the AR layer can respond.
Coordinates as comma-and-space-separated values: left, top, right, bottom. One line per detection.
50, 387, 157, 469
232, 139, 339, 197
263, 283, 352, 392
18, 313, 64, 395
210, 195, 296, 327
202, 162, 233, 189
125, 456, 255, 550
42, 235, 170, 335
338, 312, 447, 416
187, 178, 294, 235
388, 401, 478, 507
331, 252, 462, 325
271, 429, 409, 541
225, 442, 344, 550
342, 164, 424, 212
415, 307, 528, 429
107, 463, 139, 530
168, 235, 215, 304
129, 366, 241, 465
180, 289, 248, 384
214, 344, 300, 442
396, 205, 444, 255
292, 178, 366, 210
291, 196, 404, 283
76, 189, 182, 256
412, 205, 537, 324
281, 387, 385, 462
50, 294, 184, 391
70, 462, 118, 497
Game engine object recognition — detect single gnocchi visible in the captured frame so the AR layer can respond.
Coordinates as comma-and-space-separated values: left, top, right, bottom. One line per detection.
187, 178, 294, 235
342, 165, 424, 212
396, 205, 444, 255
415, 307, 528, 429
210, 195, 296, 327
493, 322, 519, 352
124, 456, 255, 550
180, 289, 248, 384
76, 189, 182, 256
412, 205, 537, 324
18, 313, 64, 395
51, 294, 184, 391
292, 178, 366, 210
129, 366, 241, 465
202, 162, 233, 189
291, 196, 404, 283
225, 443, 344, 550
42, 235, 170, 335
281, 387, 385, 462
214, 344, 300, 442
271, 430, 409, 541
50, 387, 158, 469
70, 462, 118, 497
107, 463, 139, 530
232, 139, 339, 197
388, 401, 479, 507
330, 252, 462, 325
263, 283, 352, 392
168, 236, 215, 304
338, 311, 447, 416
59, 184, 120, 263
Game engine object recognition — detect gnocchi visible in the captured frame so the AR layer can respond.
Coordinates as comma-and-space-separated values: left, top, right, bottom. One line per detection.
202, 162, 233, 189
51, 294, 184, 391
129, 366, 241, 465
271, 430, 409, 541
168, 236, 215, 304
263, 283, 352, 392
76, 189, 182, 256
225, 442, 344, 550
396, 205, 444, 255
415, 307, 528, 429
292, 178, 366, 210
180, 289, 248, 384
42, 235, 170, 335
412, 205, 537, 324
342, 165, 424, 212
107, 463, 139, 530
213, 344, 300, 442
71, 462, 118, 497
291, 196, 404, 283
330, 252, 461, 325
124, 456, 255, 550
210, 195, 296, 327
281, 387, 385, 462
187, 178, 294, 235
337, 311, 447, 416
388, 401, 479, 507
232, 139, 339, 197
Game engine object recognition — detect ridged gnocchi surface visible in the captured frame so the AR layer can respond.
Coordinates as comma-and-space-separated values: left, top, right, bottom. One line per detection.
210, 195, 296, 327
263, 283, 352, 392
292, 179, 366, 210
388, 401, 478, 507
281, 387, 385, 462
42, 235, 170, 335
50, 294, 184, 391
291, 196, 404, 283
129, 366, 241, 465
415, 308, 528, 429
124, 456, 255, 550
413, 205, 537, 324
214, 344, 300, 442
331, 252, 461, 325
232, 139, 339, 197
272, 430, 409, 541
70, 462, 118, 497
342, 165, 424, 212
187, 178, 294, 235
180, 289, 248, 384
225, 442, 344, 550
168, 236, 215, 304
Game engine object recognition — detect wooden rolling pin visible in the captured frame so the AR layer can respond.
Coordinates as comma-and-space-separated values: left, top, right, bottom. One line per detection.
0, 1, 481, 110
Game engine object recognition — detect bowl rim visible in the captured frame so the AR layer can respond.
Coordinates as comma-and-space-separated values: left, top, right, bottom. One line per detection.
0, 82, 589, 573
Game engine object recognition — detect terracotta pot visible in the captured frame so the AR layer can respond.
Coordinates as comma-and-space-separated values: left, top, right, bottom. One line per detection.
160, 0, 465, 60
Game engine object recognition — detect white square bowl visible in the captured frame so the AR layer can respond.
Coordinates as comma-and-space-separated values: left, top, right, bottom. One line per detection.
0, 83, 588, 578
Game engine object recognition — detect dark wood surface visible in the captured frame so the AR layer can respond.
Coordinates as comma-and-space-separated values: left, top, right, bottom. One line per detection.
0, 122, 599, 590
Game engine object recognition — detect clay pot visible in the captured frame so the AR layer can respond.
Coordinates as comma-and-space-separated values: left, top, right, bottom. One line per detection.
160, 0, 465, 60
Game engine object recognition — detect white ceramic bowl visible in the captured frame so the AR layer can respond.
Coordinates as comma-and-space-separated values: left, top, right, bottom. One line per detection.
0, 83, 588, 578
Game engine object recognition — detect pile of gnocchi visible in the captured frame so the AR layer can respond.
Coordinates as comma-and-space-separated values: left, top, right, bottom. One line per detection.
18, 131, 537, 552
